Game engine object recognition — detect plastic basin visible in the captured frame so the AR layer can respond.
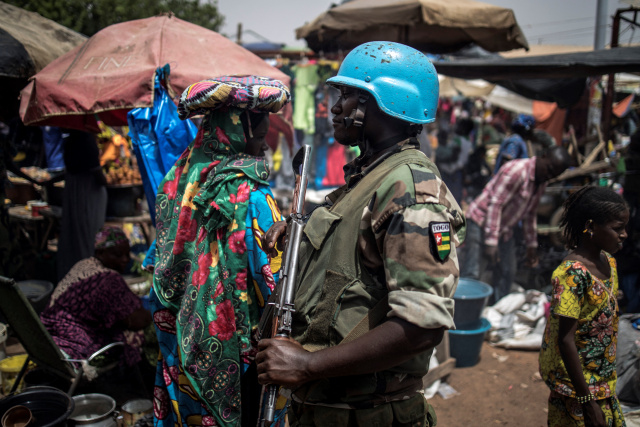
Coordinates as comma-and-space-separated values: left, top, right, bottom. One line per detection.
449, 318, 492, 368
453, 278, 493, 329
0, 386, 75, 427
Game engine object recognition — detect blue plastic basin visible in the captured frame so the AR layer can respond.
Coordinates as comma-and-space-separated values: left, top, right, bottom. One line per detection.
453, 278, 493, 329
449, 317, 492, 368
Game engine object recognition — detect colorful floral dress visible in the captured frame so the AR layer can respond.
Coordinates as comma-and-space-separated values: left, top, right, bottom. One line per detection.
152, 108, 283, 426
539, 252, 626, 426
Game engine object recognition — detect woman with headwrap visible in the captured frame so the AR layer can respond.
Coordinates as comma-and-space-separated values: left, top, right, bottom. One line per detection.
150, 76, 290, 426
41, 226, 151, 366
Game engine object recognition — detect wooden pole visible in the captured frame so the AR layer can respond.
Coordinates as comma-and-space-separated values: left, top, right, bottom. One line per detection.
601, 9, 633, 141
569, 125, 584, 165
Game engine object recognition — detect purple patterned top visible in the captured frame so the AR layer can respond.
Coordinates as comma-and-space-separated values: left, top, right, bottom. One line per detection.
40, 257, 143, 366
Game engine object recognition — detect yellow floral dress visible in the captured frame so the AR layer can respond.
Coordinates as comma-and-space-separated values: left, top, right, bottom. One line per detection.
539, 252, 626, 426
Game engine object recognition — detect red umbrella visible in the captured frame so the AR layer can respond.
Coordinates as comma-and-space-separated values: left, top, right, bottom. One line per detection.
19, 14, 292, 145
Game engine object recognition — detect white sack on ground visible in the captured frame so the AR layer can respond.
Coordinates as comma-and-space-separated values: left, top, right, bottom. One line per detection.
482, 290, 549, 350
424, 350, 441, 399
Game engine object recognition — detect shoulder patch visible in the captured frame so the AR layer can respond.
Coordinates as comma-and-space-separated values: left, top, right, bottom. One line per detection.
410, 167, 437, 184
430, 221, 451, 262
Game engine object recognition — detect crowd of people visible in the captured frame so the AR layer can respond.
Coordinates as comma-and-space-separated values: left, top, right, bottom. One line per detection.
1, 40, 639, 427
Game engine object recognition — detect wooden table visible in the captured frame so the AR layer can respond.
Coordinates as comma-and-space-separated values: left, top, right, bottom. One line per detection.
7, 206, 56, 252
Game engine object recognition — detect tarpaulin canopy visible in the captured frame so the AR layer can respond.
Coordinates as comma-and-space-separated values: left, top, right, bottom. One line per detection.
0, 1, 86, 79
19, 14, 293, 147
613, 93, 635, 118
434, 46, 640, 80
296, 0, 529, 54
0, 1, 86, 119
438, 77, 495, 98
494, 78, 587, 109
433, 46, 640, 107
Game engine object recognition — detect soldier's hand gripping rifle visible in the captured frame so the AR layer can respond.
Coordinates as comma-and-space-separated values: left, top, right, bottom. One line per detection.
257, 144, 312, 426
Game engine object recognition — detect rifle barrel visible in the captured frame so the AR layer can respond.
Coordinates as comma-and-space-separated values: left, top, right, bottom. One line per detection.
259, 144, 312, 426
294, 145, 312, 215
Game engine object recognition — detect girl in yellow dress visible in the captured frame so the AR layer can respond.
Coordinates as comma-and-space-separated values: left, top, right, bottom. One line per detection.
540, 186, 629, 427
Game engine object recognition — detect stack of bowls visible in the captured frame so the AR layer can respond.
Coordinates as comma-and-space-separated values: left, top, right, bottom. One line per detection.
449, 278, 493, 367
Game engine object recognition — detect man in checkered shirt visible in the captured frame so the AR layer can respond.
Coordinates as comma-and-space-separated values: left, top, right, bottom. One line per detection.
461, 146, 571, 302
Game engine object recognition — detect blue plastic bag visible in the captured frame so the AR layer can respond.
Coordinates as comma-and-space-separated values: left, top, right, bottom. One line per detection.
127, 64, 198, 224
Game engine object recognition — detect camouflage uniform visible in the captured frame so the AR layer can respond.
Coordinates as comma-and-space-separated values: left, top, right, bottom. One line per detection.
290, 138, 466, 426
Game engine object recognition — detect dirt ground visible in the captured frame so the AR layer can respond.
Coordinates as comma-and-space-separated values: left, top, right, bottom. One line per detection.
431, 342, 549, 427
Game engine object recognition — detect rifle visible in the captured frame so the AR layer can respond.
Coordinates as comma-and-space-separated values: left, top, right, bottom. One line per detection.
257, 144, 312, 426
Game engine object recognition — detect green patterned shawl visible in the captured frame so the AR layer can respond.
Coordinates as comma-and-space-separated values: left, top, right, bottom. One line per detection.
153, 107, 269, 425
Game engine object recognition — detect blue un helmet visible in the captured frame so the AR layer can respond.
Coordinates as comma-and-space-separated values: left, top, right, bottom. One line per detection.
327, 41, 439, 124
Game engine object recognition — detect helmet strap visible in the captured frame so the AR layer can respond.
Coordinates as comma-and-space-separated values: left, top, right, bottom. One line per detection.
344, 92, 369, 129
344, 91, 369, 147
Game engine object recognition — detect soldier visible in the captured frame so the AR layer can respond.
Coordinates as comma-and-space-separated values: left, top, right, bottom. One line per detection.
256, 42, 466, 426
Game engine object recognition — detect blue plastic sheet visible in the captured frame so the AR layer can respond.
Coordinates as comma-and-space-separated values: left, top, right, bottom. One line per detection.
127, 65, 197, 224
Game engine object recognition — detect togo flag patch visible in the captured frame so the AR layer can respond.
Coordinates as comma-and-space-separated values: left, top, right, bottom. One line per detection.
430, 222, 451, 262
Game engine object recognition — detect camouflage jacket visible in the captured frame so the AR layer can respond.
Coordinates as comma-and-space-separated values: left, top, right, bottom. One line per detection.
350, 138, 465, 332
291, 138, 466, 406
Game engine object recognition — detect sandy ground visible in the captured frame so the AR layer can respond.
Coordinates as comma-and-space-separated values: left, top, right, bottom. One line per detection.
431, 342, 549, 427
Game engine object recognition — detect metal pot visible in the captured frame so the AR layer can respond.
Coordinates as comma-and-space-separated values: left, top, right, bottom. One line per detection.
69, 394, 117, 427
120, 399, 152, 427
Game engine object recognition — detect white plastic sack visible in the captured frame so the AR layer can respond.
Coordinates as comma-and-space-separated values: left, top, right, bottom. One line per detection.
482, 306, 503, 329
423, 350, 440, 399
495, 333, 543, 350
492, 293, 527, 314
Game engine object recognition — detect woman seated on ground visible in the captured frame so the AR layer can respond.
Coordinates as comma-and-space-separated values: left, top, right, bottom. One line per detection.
41, 226, 151, 366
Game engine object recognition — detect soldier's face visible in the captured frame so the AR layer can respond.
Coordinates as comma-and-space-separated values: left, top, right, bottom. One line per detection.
331, 86, 361, 146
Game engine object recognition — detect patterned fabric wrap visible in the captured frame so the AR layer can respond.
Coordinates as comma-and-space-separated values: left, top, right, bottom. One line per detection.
94, 226, 128, 250
540, 253, 620, 400
151, 185, 283, 426
153, 107, 271, 425
547, 391, 626, 426
178, 75, 291, 120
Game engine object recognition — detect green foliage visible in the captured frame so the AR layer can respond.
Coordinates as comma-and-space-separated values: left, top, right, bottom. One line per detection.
6, 0, 224, 36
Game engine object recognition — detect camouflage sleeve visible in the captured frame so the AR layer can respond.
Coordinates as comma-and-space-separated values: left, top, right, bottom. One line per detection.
359, 162, 466, 330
